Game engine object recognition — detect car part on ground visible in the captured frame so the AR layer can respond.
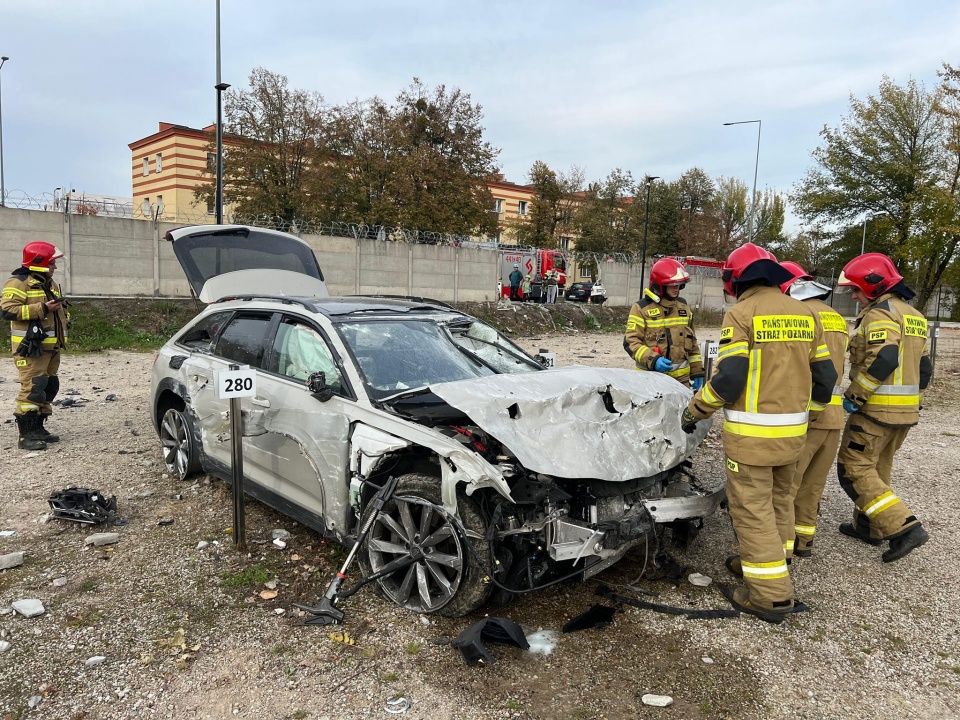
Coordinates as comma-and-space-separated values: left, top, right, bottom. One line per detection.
451, 617, 529, 665
48, 488, 119, 525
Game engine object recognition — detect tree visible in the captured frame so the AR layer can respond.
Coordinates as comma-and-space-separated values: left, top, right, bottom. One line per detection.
572, 169, 639, 256
507, 161, 584, 248
195, 68, 331, 229
197, 72, 501, 237
791, 73, 960, 309
387, 79, 500, 236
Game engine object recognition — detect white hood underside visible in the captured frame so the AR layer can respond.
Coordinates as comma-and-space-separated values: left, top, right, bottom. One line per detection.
429, 366, 710, 482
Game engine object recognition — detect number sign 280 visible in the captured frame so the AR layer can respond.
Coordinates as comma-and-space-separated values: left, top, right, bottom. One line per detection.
224, 377, 253, 393
217, 367, 257, 399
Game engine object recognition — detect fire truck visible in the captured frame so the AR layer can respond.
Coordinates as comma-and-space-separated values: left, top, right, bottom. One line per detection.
668, 256, 724, 274
499, 248, 567, 299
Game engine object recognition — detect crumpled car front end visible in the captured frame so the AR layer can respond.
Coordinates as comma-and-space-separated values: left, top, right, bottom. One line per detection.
381, 366, 723, 594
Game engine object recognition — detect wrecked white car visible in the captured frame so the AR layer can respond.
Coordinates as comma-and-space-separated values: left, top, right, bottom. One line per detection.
150, 225, 722, 617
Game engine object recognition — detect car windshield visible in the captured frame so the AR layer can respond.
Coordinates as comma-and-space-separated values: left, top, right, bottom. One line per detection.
443, 319, 542, 374
337, 318, 540, 399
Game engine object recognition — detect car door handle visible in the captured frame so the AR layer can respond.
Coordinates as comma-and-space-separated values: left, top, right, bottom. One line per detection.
251, 396, 271, 408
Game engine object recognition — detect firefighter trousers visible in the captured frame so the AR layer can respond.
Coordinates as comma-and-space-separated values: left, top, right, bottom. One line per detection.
13, 350, 61, 417
836, 413, 918, 540
791, 427, 842, 554
725, 459, 796, 610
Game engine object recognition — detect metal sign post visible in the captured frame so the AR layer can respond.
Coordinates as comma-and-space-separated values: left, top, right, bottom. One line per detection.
701, 341, 719, 379
217, 364, 256, 548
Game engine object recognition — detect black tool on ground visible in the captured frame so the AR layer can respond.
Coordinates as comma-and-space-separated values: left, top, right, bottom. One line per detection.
562, 603, 617, 633
296, 474, 406, 626
48, 487, 118, 525
451, 617, 529, 665
596, 584, 741, 620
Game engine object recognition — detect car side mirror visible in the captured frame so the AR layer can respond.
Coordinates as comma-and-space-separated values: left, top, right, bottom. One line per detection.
307, 371, 335, 402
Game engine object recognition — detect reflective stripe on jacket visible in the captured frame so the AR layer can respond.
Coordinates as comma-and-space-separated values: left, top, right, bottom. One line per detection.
1, 269, 68, 351
804, 298, 848, 430
623, 291, 703, 381
845, 293, 931, 427
686, 285, 838, 466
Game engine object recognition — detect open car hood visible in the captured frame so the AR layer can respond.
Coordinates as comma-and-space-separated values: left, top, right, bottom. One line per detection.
166, 224, 328, 301
429, 366, 710, 481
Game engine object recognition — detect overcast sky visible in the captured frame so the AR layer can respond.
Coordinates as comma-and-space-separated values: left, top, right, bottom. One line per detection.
1, 0, 956, 230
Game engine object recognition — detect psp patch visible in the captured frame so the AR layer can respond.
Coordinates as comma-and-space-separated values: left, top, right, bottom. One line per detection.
868, 330, 887, 344
726, 458, 739, 473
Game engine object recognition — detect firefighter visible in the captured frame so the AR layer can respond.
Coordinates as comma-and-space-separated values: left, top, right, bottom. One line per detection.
1, 242, 69, 450
779, 261, 848, 558
681, 244, 837, 623
834, 253, 931, 562
623, 258, 704, 388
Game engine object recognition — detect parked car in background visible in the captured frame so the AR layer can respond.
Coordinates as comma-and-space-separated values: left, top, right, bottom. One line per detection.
565, 281, 606, 303
150, 225, 720, 618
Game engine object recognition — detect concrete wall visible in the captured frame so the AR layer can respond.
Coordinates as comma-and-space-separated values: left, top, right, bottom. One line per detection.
4, 206, 947, 317
0, 206, 501, 303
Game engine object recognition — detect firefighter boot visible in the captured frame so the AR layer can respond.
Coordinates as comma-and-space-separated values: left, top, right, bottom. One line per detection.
839, 522, 882, 546
16, 413, 47, 451
725, 586, 791, 624
882, 523, 929, 563
37, 415, 60, 443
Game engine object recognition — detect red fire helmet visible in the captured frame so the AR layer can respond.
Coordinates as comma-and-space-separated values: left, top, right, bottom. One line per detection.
649, 258, 691, 296
721, 243, 779, 297
836, 253, 903, 299
779, 260, 813, 294
22, 242, 65, 272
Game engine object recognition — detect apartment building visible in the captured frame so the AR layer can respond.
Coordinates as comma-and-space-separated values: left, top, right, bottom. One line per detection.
128, 122, 241, 222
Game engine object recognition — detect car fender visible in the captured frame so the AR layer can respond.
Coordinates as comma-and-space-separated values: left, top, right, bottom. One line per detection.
347, 405, 513, 515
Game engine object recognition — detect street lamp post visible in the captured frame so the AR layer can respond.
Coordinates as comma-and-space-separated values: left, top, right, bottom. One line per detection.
0, 56, 9, 208
640, 175, 661, 291
723, 119, 762, 243
855, 211, 889, 313
214, 1, 228, 224
860, 210, 888, 255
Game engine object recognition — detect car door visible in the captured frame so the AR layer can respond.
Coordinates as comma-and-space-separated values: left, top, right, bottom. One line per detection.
247, 314, 352, 531
183, 311, 276, 480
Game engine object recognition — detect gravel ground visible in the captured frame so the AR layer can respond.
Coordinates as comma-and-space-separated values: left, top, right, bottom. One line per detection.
0, 329, 958, 720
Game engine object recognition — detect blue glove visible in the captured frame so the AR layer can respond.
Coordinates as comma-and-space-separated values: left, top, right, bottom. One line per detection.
843, 398, 859, 414
654, 357, 675, 373
691, 376, 705, 392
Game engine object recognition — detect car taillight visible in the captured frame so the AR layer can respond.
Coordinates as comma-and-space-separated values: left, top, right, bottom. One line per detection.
153, 353, 159, 366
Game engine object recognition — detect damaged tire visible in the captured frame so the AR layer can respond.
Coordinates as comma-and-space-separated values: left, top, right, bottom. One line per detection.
362, 473, 492, 617
159, 407, 201, 481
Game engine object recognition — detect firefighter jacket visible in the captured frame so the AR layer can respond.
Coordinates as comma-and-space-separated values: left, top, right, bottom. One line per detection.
624, 289, 703, 383
1, 267, 68, 352
803, 297, 848, 431
845, 292, 931, 428
686, 285, 837, 466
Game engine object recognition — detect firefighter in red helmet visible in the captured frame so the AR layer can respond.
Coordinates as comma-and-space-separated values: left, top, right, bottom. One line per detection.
623, 258, 704, 388
1, 242, 69, 450
779, 261, 848, 558
681, 244, 837, 623
834, 252, 931, 562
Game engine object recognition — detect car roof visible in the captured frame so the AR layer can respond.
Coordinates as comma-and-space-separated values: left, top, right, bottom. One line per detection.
208, 294, 465, 320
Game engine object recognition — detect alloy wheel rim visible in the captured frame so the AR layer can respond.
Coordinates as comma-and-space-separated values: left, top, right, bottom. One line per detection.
160, 410, 189, 479
367, 496, 464, 613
